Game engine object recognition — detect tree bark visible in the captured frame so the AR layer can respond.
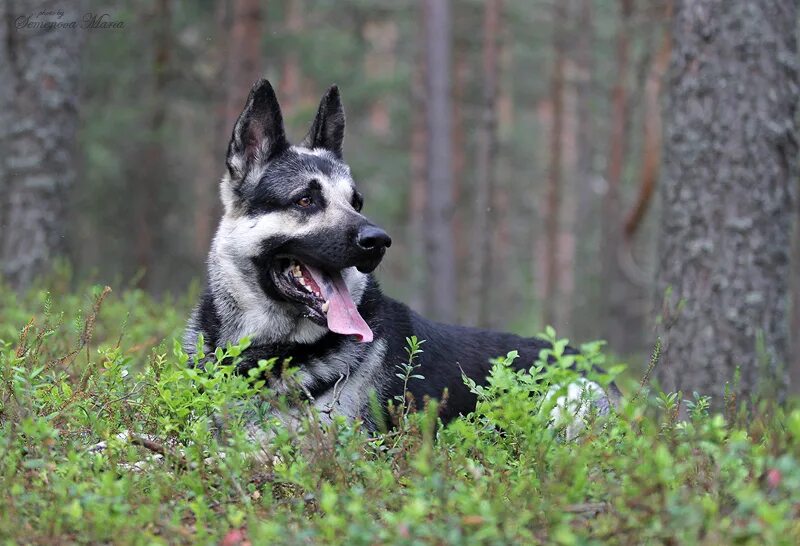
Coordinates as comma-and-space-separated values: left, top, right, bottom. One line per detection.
601, 0, 637, 353
491, 40, 513, 329
792, 208, 800, 392
423, 0, 456, 322
557, 54, 578, 334
194, 0, 230, 260
363, 18, 397, 138
223, 0, 263, 139
572, 0, 597, 341
280, 0, 304, 119
541, 0, 567, 329
624, 3, 672, 240
451, 47, 468, 315
408, 2, 428, 314
0, 0, 83, 290
655, 0, 798, 399
468, 0, 501, 328
134, 0, 171, 290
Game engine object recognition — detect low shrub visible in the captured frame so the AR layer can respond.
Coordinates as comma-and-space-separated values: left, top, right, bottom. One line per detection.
1, 285, 798, 545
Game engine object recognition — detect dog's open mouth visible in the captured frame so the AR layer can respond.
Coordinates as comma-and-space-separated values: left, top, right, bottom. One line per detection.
272, 258, 373, 343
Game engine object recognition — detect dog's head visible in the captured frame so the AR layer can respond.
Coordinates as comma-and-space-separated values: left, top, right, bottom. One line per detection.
215, 80, 390, 343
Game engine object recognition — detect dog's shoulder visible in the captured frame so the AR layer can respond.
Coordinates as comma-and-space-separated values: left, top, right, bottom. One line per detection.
184, 285, 220, 355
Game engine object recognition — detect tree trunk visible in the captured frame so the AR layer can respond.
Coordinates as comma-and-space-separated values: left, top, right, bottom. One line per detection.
194, 0, 230, 260
408, 3, 428, 314
0, 1, 83, 290
363, 19, 397, 138
655, 0, 798, 399
624, 3, 672, 240
601, 0, 637, 353
572, 0, 597, 341
280, 0, 304, 120
468, 0, 501, 328
541, 0, 567, 329
423, 0, 456, 322
134, 0, 171, 290
557, 55, 578, 334
792, 209, 800, 393
451, 48, 468, 317
224, 0, 263, 138
491, 40, 513, 329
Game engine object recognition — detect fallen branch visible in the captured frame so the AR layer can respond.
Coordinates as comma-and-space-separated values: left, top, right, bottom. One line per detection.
564, 502, 609, 515
129, 433, 189, 470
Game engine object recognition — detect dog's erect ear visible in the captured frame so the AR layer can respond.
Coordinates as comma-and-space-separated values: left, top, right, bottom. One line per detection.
226, 79, 288, 180
300, 85, 345, 158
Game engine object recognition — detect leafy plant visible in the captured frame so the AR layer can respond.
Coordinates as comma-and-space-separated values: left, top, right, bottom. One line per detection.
1, 283, 799, 544
392, 336, 426, 418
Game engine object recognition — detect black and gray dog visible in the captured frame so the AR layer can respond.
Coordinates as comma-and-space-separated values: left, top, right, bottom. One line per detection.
185, 79, 614, 433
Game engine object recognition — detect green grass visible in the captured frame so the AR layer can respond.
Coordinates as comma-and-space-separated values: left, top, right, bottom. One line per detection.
1, 283, 799, 545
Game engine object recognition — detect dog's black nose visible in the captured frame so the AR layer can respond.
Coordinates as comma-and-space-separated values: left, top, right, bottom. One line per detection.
356, 225, 392, 251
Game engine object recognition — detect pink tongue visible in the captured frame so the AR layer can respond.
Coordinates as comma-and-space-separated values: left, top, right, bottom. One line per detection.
304, 265, 373, 343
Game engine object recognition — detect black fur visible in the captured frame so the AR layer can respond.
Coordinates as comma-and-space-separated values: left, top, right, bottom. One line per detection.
301, 85, 346, 158
227, 79, 289, 180
193, 276, 577, 429
244, 175, 328, 217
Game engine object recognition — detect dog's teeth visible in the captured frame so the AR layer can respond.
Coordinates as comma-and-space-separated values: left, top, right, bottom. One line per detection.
292, 269, 303, 278
299, 277, 307, 286
322, 301, 329, 313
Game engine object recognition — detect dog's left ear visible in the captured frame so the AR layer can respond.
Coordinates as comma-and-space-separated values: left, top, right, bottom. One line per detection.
301, 85, 345, 158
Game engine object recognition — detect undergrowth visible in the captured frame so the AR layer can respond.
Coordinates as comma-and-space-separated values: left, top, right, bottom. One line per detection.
1, 284, 799, 545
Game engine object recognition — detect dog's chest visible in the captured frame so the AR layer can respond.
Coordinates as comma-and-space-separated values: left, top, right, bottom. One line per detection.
270, 339, 388, 425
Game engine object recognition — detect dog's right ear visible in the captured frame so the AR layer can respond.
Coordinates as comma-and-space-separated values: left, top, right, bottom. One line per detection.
226, 79, 289, 180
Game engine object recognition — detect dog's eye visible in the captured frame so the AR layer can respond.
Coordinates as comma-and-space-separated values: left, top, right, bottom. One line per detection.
352, 193, 364, 212
296, 196, 313, 208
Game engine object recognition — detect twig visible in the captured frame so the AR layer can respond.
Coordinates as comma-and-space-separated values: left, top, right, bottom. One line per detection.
130, 434, 189, 470
633, 337, 661, 403
126, 336, 160, 354
298, 381, 316, 403
48, 286, 112, 379
322, 368, 350, 416
14, 317, 36, 359
564, 502, 609, 515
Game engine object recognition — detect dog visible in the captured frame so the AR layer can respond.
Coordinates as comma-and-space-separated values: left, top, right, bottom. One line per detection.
184, 79, 617, 435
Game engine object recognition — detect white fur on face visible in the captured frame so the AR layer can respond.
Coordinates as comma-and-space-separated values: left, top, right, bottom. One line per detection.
209, 150, 370, 346
217, 149, 361, 260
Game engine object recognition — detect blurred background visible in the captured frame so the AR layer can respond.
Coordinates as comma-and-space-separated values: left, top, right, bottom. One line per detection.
1, 0, 798, 393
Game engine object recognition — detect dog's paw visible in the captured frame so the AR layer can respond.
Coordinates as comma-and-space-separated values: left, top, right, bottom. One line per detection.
547, 379, 612, 441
